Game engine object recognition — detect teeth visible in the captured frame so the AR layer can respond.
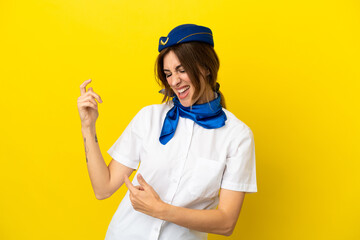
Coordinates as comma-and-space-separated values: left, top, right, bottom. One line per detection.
178, 86, 189, 93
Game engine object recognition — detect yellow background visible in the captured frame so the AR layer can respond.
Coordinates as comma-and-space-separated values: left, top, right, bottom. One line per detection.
1, 0, 359, 239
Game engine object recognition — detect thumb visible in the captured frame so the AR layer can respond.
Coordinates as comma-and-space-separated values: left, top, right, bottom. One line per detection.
137, 174, 149, 188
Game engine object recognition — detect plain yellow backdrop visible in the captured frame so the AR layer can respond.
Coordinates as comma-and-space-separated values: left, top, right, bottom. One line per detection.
0, 0, 359, 239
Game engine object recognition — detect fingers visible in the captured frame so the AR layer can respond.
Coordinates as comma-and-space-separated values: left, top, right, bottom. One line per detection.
77, 95, 98, 111
80, 79, 92, 95
87, 88, 103, 103
135, 185, 145, 191
79, 80, 103, 103
80, 101, 98, 111
78, 95, 97, 106
137, 174, 149, 188
124, 175, 136, 193
78, 87, 103, 108
124, 175, 148, 195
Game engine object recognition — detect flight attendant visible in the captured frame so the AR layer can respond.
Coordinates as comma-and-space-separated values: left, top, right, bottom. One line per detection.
77, 24, 257, 240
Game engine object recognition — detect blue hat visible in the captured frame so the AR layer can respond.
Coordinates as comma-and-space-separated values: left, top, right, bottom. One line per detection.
158, 24, 214, 52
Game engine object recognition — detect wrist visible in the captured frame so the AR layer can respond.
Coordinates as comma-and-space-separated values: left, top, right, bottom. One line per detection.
81, 125, 96, 135
157, 201, 171, 221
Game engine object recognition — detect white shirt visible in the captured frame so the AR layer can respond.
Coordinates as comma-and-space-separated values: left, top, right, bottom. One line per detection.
105, 103, 257, 240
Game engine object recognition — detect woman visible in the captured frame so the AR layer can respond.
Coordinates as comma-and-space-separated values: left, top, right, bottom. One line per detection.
77, 24, 257, 239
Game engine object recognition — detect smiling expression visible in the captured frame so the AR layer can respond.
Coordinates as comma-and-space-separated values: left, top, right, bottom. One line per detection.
163, 51, 196, 107
163, 50, 217, 107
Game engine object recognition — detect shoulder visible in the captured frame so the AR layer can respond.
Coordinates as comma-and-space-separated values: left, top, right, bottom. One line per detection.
139, 102, 173, 113
222, 108, 253, 137
221, 109, 255, 158
130, 103, 172, 134
135, 103, 173, 120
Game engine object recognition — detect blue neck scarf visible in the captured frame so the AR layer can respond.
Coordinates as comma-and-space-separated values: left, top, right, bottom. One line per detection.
159, 93, 227, 145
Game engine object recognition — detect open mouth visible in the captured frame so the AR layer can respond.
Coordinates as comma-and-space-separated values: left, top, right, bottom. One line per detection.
177, 86, 190, 99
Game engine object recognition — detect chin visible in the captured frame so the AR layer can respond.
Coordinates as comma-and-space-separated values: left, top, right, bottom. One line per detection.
178, 95, 194, 107
180, 102, 191, 107
179, 96, 193, 107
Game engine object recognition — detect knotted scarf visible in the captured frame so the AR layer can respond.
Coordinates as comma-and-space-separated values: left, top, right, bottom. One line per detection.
159, 93, 227, 145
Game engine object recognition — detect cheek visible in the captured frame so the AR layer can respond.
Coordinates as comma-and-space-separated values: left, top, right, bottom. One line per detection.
166, 78, 172, 87
183, 74, 193, 85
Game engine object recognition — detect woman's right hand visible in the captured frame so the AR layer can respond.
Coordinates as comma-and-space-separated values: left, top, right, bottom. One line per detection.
77, 79, 103, 129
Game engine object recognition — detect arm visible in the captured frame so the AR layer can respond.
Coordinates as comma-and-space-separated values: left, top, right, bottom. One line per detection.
162, 188, 245, 236
82, 127, 134, 200
78, 79, 134, 200
124, 174, 245, 236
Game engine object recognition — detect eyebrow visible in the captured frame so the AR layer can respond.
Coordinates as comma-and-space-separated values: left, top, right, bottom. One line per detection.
163, 65, 183, 72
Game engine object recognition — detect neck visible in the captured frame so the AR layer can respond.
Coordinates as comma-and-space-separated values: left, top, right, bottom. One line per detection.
194, 88, 216, 105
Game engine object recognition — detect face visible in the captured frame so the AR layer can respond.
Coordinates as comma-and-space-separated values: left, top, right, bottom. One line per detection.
163, 51, 195, 107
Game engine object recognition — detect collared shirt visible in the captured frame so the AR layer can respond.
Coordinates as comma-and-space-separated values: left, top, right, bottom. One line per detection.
105, 103, 257, 240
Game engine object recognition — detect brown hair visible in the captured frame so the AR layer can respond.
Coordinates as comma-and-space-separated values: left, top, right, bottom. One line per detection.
154, 42, 226, 108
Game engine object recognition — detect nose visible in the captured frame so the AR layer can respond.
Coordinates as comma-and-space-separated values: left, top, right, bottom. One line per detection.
169, 72, 181, 87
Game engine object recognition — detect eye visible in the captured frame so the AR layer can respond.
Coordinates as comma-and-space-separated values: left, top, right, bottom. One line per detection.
165, 73, 171, 78
179, 69, 186, 73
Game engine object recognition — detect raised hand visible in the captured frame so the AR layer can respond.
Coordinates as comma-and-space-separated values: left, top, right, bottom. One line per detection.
124, 174, 165, 218
77, 79, 103, 129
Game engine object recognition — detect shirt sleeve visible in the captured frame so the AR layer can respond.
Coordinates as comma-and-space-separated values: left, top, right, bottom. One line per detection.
221, 126, 258, 193
107, 108, 145, 169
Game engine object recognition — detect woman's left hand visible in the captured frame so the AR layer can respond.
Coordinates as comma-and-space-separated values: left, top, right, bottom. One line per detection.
124, 174, 165, 218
